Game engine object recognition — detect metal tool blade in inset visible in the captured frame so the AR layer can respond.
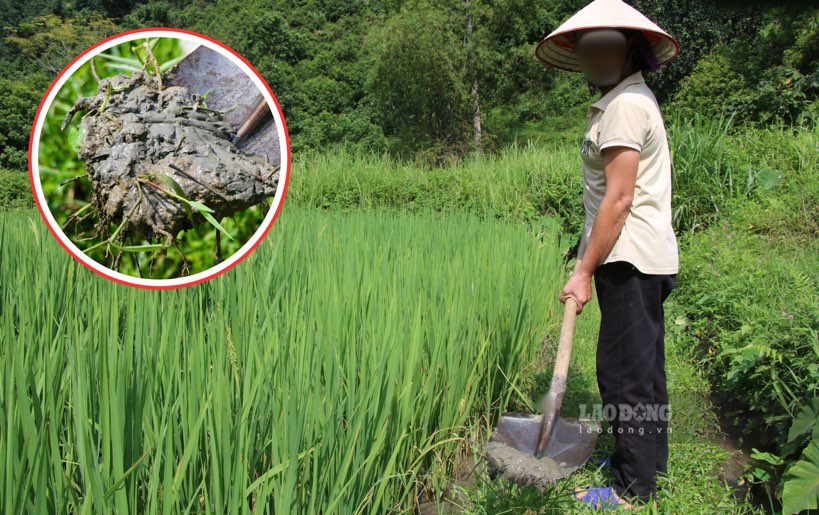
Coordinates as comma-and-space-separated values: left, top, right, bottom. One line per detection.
165, 45, 279, 166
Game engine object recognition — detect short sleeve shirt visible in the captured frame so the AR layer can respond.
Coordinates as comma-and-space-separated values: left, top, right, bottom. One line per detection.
578, 70, 679, 274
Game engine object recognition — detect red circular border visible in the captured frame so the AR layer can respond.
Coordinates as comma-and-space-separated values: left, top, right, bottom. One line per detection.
28, 27, 291, 290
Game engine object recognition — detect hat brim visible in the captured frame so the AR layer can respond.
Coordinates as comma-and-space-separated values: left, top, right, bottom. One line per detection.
535, 26, 680, 72
534, 0, 680, 72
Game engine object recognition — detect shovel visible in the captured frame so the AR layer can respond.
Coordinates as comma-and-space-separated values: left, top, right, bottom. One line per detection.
165, 45, 280, 167
486, 297, 600, 491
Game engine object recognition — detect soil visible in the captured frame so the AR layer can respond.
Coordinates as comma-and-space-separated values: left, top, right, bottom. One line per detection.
706, 391, 756, 505
416, 447, 485, 514
61, 69, 279, 242
485, 441, 564, 493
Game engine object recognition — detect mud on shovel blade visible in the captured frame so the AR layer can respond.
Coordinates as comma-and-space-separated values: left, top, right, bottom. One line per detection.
486, 298, 600, 491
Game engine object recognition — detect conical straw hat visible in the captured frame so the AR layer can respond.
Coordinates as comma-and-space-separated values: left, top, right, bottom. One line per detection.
535, 0, 679, 72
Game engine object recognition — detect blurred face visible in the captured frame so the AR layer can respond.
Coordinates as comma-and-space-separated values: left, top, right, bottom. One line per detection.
575, 29, 631, 88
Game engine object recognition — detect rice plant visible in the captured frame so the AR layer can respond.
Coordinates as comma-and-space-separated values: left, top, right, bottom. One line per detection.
0, 205, 566, 513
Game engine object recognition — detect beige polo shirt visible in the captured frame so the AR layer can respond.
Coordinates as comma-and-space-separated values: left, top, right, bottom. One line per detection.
577, 70, 679, 274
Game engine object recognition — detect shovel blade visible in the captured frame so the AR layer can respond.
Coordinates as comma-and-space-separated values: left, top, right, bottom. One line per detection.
487, 412, 600, 484
166, 46, 280, 165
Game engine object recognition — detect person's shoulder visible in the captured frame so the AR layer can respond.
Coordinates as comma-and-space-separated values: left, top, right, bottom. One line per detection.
602, 96, 652, 130
611, 91, 654, 113
616, 85, 660, 115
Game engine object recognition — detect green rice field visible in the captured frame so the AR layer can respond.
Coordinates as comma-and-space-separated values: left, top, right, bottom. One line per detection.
0, 206, 566, 513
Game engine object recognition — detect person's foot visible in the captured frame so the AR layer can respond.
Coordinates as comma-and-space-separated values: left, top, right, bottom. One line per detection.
573, 485, 635, 510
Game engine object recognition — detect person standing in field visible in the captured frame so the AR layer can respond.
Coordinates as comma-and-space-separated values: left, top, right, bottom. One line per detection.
535, 0, 681, 509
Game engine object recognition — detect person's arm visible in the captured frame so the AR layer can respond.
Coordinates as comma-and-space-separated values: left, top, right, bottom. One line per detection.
560, 152, 635, 313
575, 229, 587, 274
574, 146, 638, 278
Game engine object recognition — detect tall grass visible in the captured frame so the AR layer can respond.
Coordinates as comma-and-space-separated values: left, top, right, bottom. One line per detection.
287, 115, 816, 239
288, 140, 585, 229
0, 206, 566, 513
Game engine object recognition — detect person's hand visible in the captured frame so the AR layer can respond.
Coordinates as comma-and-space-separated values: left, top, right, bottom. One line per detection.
559, 269, 593, 314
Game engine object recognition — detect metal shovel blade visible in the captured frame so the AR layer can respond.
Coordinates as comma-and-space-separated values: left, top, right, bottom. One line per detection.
486, 411, 600, 491
165, 45, 280, 166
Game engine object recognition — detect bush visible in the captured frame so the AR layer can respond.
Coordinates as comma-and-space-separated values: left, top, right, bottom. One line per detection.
0, 76, 43, 170
670, 120, 817, 512
680, 224, 817, 442
669, 50, 751, 121
670, 6, 819, 129
674, 154, 818, 449
665, 111, 816, 234
0, 169, 33, 210
727, 65, 818, 127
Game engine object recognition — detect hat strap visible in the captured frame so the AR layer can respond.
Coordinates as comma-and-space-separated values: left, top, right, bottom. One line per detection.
632, 32, 659, 72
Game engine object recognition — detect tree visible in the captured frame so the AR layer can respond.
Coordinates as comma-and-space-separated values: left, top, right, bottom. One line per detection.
0, 75, 45, 170
4, 12, 118, 76
366, 1, 472, 160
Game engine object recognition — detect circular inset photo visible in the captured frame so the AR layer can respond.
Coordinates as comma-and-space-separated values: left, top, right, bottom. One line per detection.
30, 28, 290, 288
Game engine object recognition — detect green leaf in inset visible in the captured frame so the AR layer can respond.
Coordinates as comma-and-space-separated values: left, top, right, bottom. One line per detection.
159, 54, 186, 73
199, 210, 234, 241
97, 52, 142, 67
68, 125, 82, 153
187, 200, 214, 214
150, 173, 192, 220
109, 243, 168, 253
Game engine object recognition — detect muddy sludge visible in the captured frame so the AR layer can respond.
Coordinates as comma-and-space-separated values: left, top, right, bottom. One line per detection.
61, 68, 279, 243
486, 441, 566, 492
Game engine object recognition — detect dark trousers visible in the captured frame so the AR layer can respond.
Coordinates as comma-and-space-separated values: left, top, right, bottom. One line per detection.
593, 260, 677, 503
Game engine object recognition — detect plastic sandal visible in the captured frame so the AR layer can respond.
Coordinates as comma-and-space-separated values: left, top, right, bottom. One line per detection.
573, 485, 625, 510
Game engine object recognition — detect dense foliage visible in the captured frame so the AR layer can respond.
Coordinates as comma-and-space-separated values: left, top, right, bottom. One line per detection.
0, 0, 815, 179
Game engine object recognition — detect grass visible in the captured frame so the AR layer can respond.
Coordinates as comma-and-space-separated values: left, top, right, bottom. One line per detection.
286, 115, 815, 246
0, 205, 567, 513
0, 203, 768, 513
3, 112, 813, 511
288, 141, 584, 228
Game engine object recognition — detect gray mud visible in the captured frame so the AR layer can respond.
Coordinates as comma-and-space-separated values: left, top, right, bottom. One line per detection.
61, 70, 279, 241
485, 441, 568, 492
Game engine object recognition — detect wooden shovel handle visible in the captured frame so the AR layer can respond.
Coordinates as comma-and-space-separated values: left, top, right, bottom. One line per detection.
551, 297, 578, 405
533, 297, 579, 458
236, 97, 271, 142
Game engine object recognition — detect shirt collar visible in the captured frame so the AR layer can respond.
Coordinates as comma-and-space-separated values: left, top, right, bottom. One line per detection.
589, 70, 645, 112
